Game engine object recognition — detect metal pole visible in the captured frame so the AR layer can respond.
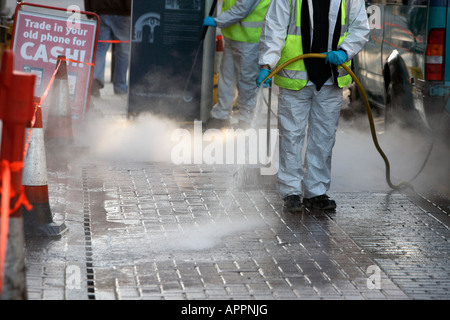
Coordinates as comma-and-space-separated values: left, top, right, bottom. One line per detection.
266, 85, 272, 157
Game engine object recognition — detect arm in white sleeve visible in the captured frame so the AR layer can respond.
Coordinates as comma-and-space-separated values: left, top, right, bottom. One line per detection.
258, 0, 291, 69
338, 0, 370, 59
214, 0, 261, 29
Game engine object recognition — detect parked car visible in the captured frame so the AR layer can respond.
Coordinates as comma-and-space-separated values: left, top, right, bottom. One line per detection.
351, 0, 450, 137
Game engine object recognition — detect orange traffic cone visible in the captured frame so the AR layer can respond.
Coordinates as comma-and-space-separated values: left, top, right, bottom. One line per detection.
44, 55, 74, 168
22, 104, 68, 238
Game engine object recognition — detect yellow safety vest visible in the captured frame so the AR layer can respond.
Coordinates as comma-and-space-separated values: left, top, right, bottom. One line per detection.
275, 0, 352, 90
221, 0, 270, 43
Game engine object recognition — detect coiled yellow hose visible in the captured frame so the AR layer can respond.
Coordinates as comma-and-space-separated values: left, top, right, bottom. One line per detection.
262, 53, 410, 190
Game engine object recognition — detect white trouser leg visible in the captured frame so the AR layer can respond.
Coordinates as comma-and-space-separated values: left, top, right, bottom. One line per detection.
303, 85, 342, 198
234, 42, 259, 122
211, 38, 238, 120
277, 87, 312, 198
211, 39, 259, 122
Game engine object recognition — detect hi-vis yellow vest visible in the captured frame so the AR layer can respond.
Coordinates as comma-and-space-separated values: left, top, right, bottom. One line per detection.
221, 0, 270, 43
275, 0, 352, 90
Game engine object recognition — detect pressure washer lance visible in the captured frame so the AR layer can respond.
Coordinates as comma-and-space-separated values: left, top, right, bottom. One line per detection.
266, 83, 272, 158
176, 0, 218, 112
261, 53, 436, 191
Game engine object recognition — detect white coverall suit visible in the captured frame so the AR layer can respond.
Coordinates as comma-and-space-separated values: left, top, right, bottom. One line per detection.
211, 0, 263, 124
258, 0, 370, 199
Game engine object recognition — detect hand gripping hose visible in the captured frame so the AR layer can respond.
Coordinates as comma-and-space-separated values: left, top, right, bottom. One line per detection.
262, 53, 415, 190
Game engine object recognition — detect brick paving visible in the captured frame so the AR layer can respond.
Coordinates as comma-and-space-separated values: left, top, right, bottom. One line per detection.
24, 159, 450, 300
22, 84, 450, 301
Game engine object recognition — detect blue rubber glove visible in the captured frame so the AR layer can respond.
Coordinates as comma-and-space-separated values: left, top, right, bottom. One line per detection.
256, 68, 272, 88
203, 17, 217, 27
324, 50, 348, 65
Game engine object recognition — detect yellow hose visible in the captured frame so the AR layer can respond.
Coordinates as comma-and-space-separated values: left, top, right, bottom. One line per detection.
262, 53, 410, 190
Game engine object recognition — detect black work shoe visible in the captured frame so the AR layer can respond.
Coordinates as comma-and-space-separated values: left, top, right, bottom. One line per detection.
303, 194, 336, 211
283, 195, 303, 213
203, 118, 230, 131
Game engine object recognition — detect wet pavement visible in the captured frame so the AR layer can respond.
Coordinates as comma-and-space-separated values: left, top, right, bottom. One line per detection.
22, 82, 450, 302
5, 0, 448, 303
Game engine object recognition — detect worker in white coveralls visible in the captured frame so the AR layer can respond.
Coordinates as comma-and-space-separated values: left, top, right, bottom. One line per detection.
203, 0, 270, 130
256, 0, 370, 213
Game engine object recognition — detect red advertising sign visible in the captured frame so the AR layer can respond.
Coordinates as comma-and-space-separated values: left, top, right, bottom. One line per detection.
11, 5, 98, 122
